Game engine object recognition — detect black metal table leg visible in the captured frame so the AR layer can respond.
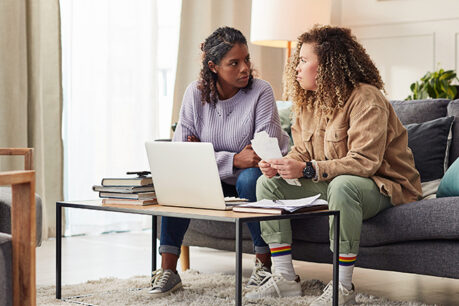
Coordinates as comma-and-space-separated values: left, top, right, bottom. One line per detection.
56, 203, 62, 299
332, 211, 340, 306
152, 215, 157, 272
235, 219, 242, 306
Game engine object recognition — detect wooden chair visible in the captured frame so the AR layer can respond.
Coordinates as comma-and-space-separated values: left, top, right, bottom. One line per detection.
0, 148, 36, 306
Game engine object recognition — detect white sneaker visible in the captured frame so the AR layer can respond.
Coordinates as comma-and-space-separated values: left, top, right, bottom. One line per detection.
245, 272, 302, 300
310, 281, 356, 306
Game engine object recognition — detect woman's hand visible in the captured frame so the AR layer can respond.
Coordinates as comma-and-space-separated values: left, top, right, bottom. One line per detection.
268, 158, 305, 179
234, 144, 261, 169
187, 135, 200, 142
259, 160, 278, 178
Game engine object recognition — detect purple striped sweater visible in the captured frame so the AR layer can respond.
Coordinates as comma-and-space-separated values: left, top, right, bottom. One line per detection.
173, 79, 289, 185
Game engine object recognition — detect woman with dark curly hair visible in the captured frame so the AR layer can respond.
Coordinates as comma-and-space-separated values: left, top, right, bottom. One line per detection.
245, 25, 422, 304
149, 26, 289, 297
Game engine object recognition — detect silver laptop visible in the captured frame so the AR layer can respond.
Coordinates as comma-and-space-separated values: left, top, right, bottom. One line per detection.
145, 141, 246, 210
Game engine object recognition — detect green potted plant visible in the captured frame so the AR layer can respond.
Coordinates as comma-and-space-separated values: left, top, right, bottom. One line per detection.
406, 68, 459, 100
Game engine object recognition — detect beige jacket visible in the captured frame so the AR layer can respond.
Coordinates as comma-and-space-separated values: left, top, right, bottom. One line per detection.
287, 83, 422, 205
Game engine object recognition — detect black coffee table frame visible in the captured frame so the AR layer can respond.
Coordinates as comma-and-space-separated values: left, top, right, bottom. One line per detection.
56, 201, 340, 306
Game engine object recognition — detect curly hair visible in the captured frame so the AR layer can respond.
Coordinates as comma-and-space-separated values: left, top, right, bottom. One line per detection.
198, 26, 253, 105
284, 25, 384, 114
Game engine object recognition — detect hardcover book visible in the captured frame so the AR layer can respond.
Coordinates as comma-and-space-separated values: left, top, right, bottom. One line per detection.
92, 185, 154, 193
101, 198, 157, 206
99, 191, 156, 200
101, 177, 153, 187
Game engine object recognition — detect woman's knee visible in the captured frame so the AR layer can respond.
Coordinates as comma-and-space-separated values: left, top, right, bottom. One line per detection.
236, 167, 262, 187
256, 175, 278, 200
327, 175, 362, 209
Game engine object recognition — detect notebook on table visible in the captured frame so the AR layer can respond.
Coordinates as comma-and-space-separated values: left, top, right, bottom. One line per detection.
145, 141, 247, 210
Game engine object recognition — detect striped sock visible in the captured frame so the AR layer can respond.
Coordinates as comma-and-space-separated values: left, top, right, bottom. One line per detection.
269, 243, 296, 280
339, 253, 357, 290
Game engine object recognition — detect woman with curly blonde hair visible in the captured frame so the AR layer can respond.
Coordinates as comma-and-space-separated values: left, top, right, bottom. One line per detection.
245, 26, 422, 304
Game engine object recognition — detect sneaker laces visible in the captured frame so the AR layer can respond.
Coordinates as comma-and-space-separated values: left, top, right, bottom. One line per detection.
248, 259, 270, 286
151, 269, 172, 289
316, 281, 351, 303
252, 272, 283, 297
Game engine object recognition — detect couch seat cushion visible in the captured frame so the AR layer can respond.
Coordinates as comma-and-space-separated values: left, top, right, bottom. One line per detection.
187, 198, 459, 247
291, 197, 459, 246
187, 220, 253, 240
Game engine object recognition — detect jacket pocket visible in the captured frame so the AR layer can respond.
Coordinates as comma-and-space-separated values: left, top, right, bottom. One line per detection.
325, 127, 348, 159
302, 130, 314, 157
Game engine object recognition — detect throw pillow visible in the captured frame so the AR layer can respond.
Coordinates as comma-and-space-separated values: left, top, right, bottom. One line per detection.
437, 158, 459, 197
405, 116, 455, 197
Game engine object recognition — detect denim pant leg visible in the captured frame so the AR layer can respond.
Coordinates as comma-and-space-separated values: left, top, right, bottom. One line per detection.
159, 180, 242, 256
236, 168, 270, 254
159, 216, 190, 256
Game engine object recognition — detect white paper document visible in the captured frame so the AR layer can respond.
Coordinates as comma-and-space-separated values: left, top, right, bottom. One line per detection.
251, 131, 301, 186
235, 194, 328, 213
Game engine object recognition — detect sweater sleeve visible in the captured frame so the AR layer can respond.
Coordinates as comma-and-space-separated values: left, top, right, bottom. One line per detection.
215, 151, 236, 180
172, 84, 198, 142
253, 83, 290, 156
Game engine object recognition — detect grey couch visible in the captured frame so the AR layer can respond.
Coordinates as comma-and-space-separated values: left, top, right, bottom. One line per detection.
0, 184, 43, 305
179, 98, 459, 279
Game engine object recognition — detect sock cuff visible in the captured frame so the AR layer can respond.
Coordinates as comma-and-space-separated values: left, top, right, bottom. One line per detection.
339, 254, 357, 266
270, 245, 292, 257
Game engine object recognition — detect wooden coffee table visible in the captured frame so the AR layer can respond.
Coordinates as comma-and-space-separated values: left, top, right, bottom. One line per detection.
56, 200, 340, 305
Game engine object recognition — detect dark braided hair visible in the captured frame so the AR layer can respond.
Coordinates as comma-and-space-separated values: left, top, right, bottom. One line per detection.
198, 26, 253, 105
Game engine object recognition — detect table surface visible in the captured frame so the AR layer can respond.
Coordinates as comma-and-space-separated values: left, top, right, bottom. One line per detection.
57, 199, 335, 223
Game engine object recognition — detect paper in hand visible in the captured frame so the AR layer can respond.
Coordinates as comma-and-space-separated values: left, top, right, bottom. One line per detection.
251, 132, 301, 186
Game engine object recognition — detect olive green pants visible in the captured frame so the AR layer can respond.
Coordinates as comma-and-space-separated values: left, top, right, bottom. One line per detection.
257, 175, 392, 254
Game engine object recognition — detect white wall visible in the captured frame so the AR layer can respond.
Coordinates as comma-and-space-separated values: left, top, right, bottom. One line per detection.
333, 0, 459, 100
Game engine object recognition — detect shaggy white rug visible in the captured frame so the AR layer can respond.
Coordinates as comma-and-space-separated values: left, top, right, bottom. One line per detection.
37, 270, 430, 305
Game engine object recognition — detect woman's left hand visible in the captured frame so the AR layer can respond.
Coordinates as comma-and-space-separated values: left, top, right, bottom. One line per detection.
187, 135, 200, 142
268, 158, 305, 179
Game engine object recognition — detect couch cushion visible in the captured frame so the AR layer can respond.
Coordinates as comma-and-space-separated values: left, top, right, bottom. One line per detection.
0, 232, 12, 306
187, 220, 253, 240
0, 187, 43, 247
405, 116, 454, 182
290, 197, 459, 246
447, 99, 459, 165
189, 197, 459, 246
437, 158, 459, 197
361, 197, 459, 246
390, 99, 450, 125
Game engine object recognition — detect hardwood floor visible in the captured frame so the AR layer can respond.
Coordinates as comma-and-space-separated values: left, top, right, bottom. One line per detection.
36, 230, 459, 305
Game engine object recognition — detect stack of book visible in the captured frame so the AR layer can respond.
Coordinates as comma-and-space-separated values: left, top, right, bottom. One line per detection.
93, 175, 157, 206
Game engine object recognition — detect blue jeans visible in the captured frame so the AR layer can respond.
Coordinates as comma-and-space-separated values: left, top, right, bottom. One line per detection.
159, 168, 270, 255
